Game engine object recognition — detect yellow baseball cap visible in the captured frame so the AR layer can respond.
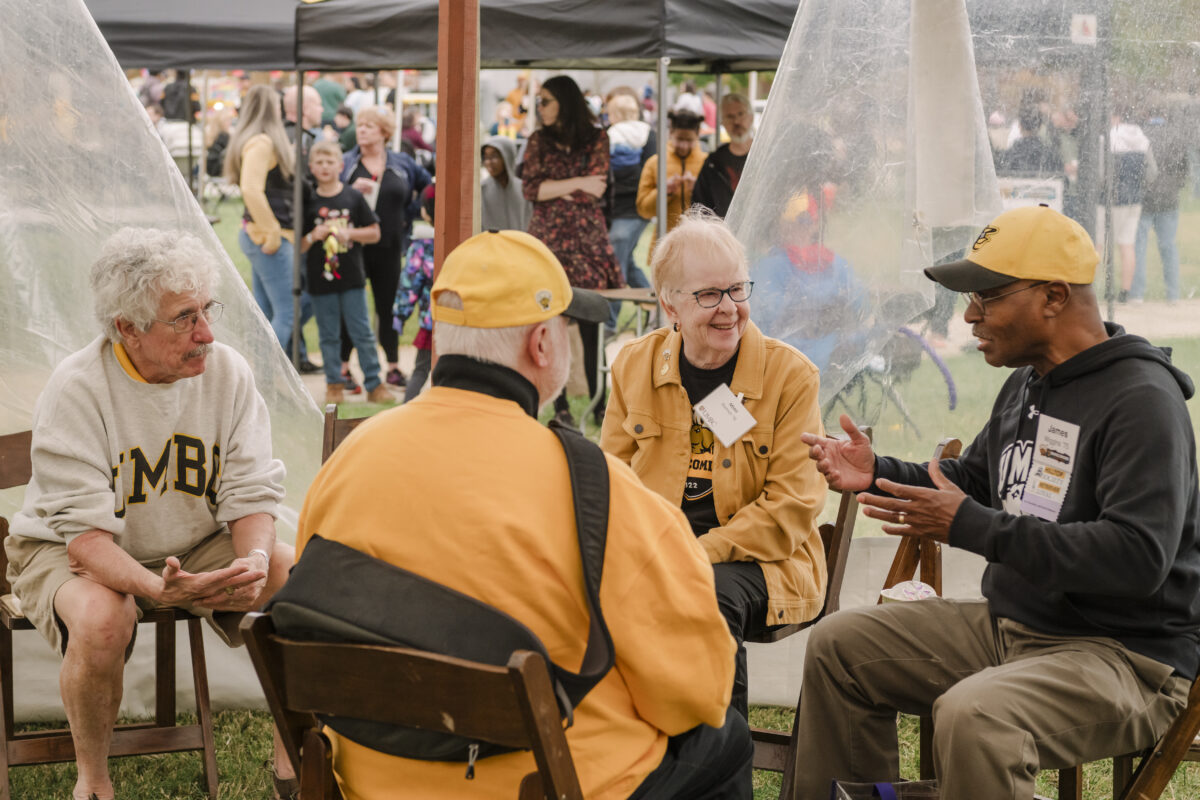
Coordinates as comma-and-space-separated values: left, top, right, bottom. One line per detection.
924, 205, 1099, 292
432, 230, 609, 327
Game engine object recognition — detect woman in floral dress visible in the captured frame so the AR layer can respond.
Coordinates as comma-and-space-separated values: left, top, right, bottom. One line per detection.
521, 75, 624, 426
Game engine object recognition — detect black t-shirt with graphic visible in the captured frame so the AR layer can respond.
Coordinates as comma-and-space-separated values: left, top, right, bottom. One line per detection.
691, 145, 748, 218
678, 347, 739, 535
302, 184, 379, 295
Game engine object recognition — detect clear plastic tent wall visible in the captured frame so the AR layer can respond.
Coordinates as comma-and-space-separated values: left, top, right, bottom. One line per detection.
728, 0, 1001, 411
0, 1, 322, 531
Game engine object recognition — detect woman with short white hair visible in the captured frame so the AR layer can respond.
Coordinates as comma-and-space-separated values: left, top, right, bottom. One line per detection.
601, 209, 827, 725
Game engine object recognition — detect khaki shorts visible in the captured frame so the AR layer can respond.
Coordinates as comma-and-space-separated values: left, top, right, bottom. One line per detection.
1096, 203, 1141, 247
5, 530, 242, 657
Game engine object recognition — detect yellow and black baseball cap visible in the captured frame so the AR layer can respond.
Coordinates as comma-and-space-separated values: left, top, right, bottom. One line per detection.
432, 230, 609, 327
924, 205, 1099, 292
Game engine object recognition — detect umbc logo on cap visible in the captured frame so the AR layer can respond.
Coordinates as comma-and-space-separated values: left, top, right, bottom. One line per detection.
972, 225, 997, 251
535, 289, 553, 311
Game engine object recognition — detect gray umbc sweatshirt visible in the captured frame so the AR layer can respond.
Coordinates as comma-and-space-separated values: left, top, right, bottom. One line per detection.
12, 336, 285, 564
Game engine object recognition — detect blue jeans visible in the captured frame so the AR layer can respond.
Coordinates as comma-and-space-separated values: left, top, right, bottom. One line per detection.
1133, 208, 1180, 301
239, 229, 312, 357
609, 216, 652, 289
311, 289, 382, 391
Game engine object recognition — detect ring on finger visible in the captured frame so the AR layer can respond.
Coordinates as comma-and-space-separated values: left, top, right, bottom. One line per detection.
898, 512, 906, 525
224, 586, 235, 597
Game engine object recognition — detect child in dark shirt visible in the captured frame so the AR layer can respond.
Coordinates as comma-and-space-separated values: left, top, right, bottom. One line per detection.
299, 141, 390, 405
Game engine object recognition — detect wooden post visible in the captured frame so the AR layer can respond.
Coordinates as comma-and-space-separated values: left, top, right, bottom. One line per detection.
434, 0, 480, 278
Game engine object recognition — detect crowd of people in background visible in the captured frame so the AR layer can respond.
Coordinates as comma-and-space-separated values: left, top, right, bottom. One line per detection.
987, 87, 1192, 304
138, 67, 1198, 416
477, 74, 759, 427
135, 68, 760, 412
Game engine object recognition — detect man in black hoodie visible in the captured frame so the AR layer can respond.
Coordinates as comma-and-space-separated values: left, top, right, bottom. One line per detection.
791, 205, 1200, 800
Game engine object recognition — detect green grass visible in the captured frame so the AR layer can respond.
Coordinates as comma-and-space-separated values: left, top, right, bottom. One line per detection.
14, 707, 1194, 799
746, 707, 1200, 799
10, 711, 275, 800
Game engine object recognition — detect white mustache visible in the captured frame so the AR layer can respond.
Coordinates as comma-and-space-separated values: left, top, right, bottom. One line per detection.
185, 343, 212, 359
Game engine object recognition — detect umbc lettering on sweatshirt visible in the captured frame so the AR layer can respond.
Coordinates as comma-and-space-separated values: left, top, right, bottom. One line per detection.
110, 435, 222, 517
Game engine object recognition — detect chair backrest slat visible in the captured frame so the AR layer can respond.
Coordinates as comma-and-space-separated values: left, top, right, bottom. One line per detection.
878, 437, 961, 602
0, 431, 33, 491
321, 405, 369, 464
816, 425, 871, 619
277, 638, 532, 747
242, 612, 585, 799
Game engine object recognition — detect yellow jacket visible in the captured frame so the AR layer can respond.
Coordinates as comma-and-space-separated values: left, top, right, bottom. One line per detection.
600, 321, 828, 626
238, 133, 294, 254
297, 370, 736, 800
636, 148, 708, 235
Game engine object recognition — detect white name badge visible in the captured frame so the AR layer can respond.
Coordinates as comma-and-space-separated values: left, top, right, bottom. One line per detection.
694, 383, 756, 447
1019, 413, 1080, 521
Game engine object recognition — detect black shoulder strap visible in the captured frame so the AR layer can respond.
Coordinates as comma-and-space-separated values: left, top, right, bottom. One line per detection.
548, 418, 615, 700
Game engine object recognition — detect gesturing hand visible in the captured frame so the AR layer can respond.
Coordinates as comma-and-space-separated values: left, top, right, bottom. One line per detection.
858, 457, 966, 543
158, 557, 264, 611
194, 554, 271, 612
799, 414, 875, 492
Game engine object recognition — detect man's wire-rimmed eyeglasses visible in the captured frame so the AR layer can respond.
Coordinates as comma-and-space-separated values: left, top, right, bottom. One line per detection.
153, 301, 224, 334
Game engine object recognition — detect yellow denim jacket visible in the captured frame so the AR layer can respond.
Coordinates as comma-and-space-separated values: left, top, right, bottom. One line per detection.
601, 321, 828, 626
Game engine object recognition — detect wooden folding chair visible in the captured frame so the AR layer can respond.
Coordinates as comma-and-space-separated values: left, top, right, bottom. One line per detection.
1110, 678, 1200, 799
875, 436, 962, 782
240, 611, 584, 800
749, 428, 871, 786
322, 404, 369, 464
0, 430, 218, 799
1057, 669, 1200, 800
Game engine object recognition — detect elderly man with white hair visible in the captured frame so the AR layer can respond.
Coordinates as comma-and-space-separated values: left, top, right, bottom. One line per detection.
7, 228, 296, 800
294, 230, 753, 799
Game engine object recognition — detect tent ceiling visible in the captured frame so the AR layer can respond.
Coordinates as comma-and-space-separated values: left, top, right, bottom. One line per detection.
83, 0, 298, 70
82, 0, 801, 72
294, 0, 800, 70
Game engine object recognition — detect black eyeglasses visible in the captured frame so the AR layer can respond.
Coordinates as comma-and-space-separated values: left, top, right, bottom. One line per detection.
153, 300, 224, 334
689, 281, 754, 308
965, 282, 1047, 316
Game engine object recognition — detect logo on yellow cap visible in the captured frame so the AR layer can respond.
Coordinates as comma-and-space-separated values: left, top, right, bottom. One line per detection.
535, 290, 552, 311
972, 226, 997, 251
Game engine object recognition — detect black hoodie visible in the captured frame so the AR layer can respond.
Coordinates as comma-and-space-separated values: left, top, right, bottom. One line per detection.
876, 323, 1200, 678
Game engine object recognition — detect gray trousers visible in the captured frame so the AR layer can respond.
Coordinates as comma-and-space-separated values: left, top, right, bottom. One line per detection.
791, 599, 1190, 800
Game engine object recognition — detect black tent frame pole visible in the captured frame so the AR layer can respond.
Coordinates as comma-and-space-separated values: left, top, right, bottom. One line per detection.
185, 68, 196, 197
